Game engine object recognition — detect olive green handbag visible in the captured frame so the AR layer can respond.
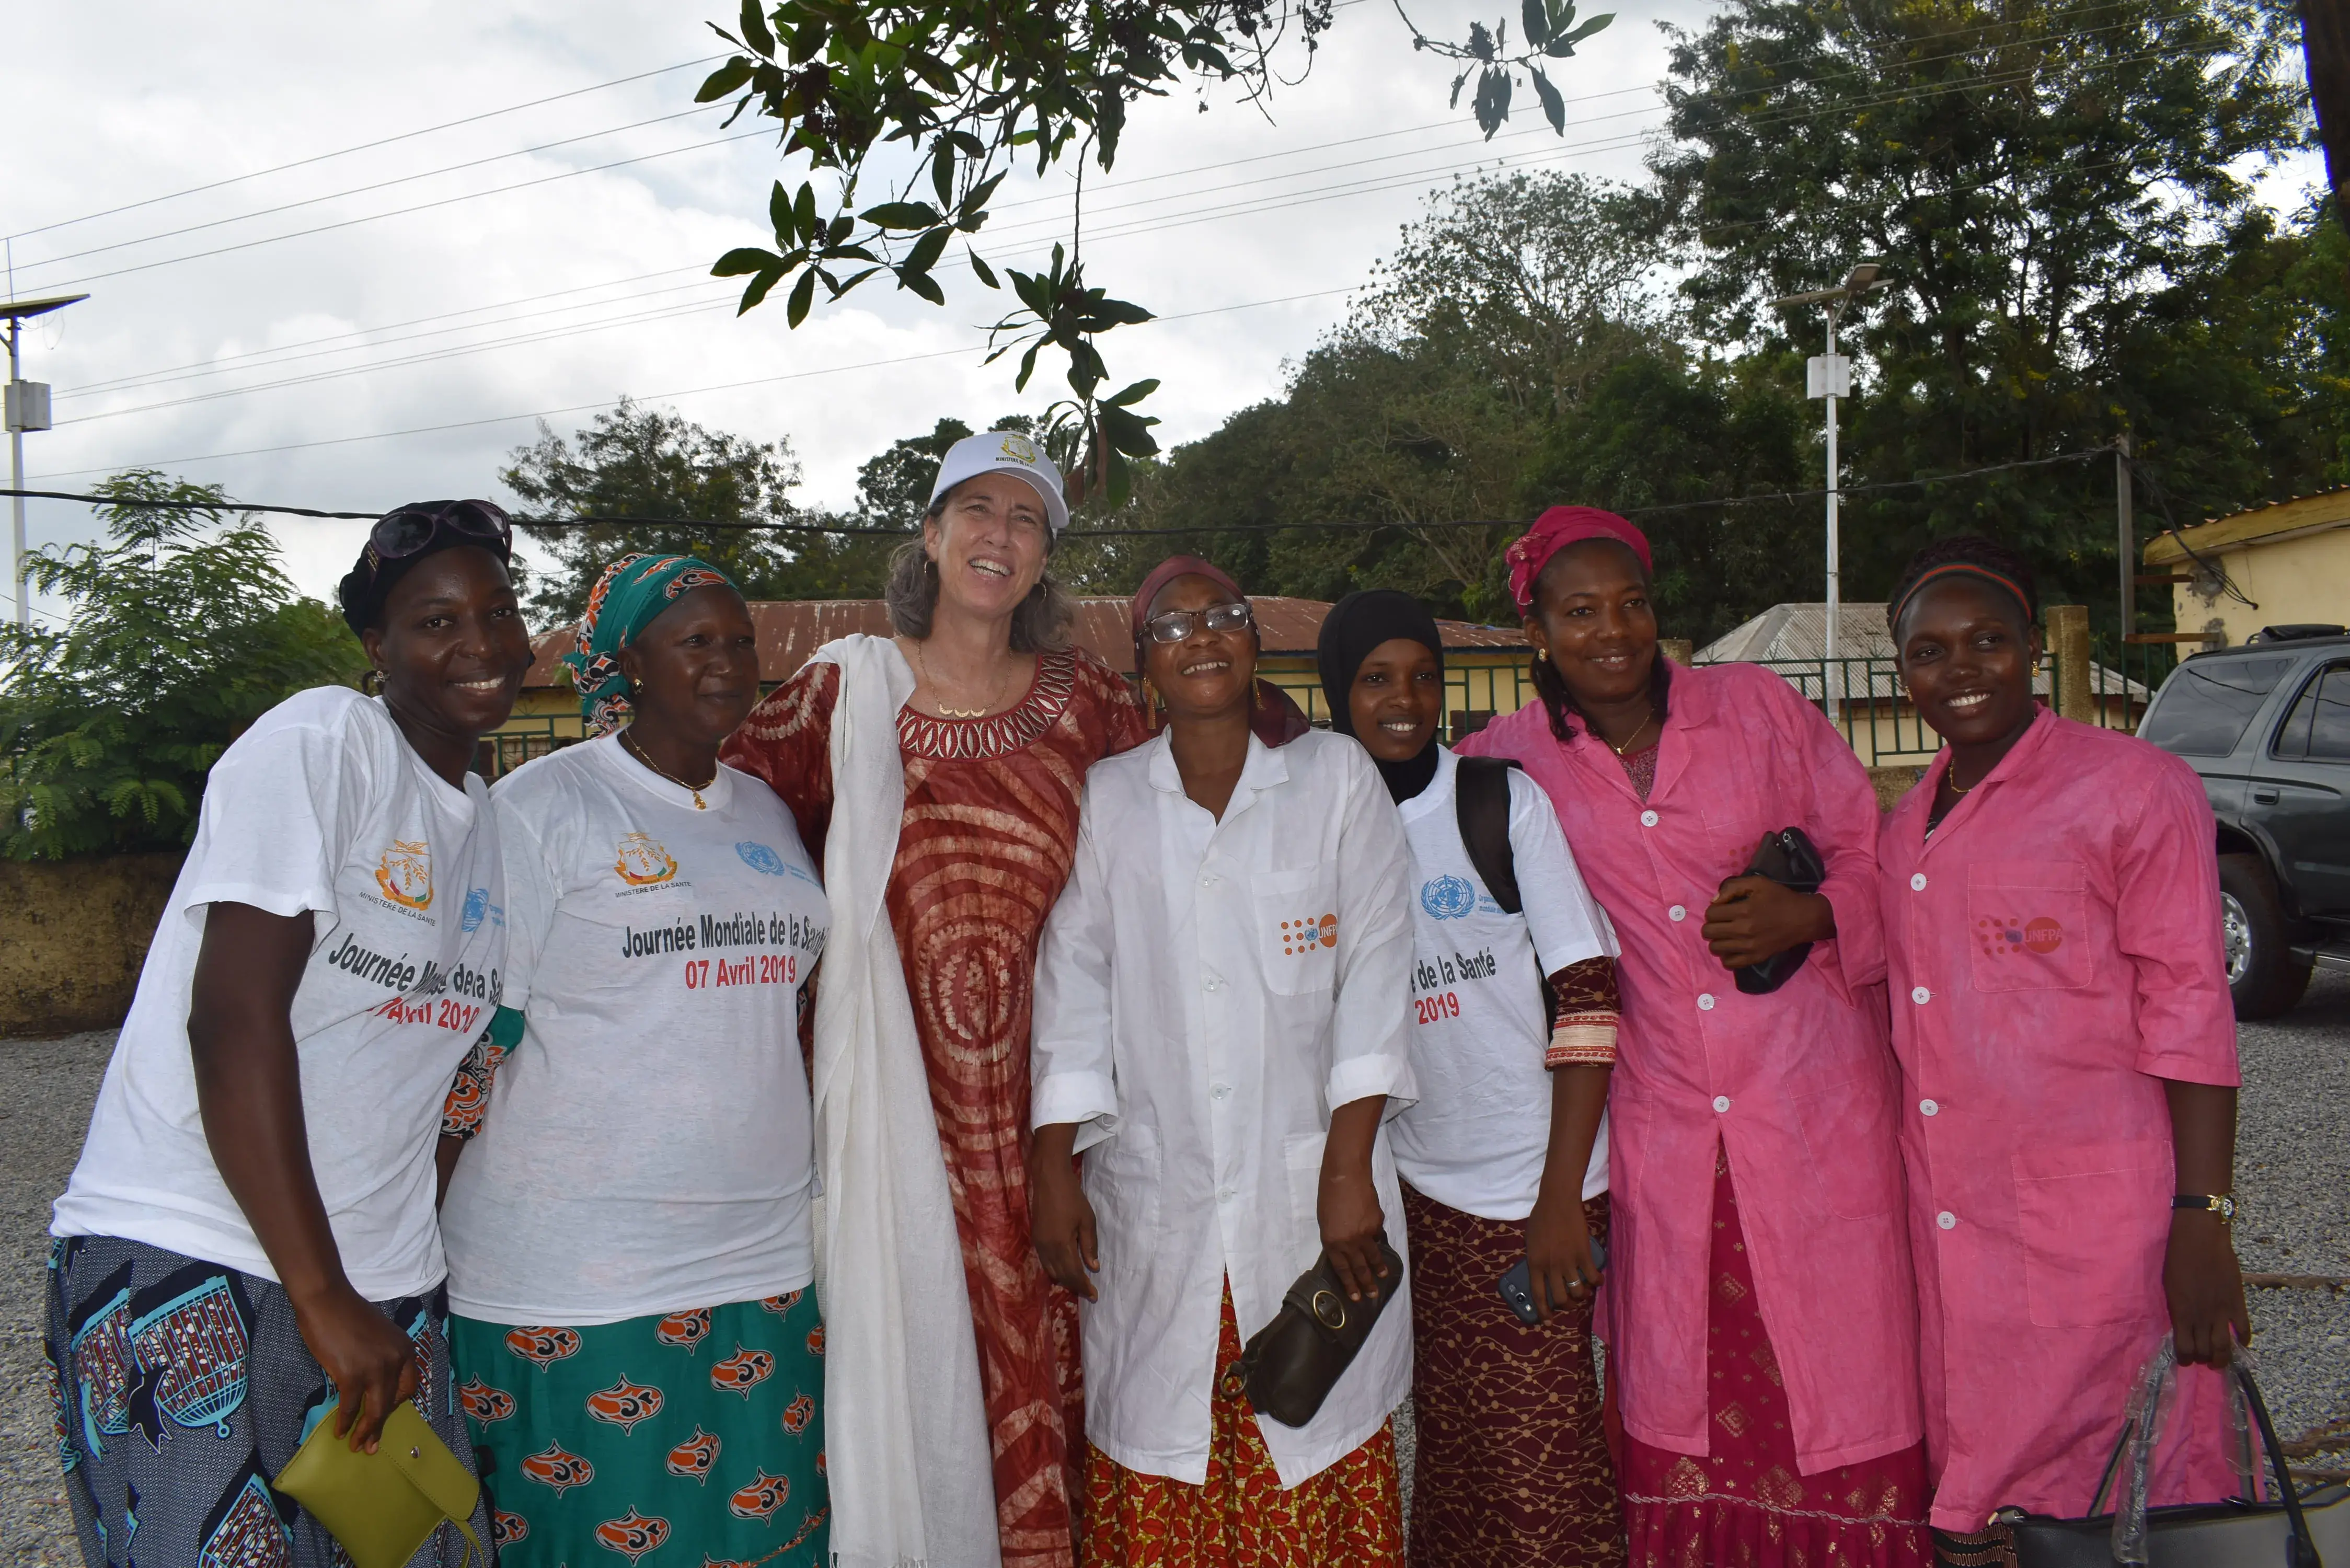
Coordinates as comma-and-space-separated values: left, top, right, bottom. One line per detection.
273, 1399, 485, 1568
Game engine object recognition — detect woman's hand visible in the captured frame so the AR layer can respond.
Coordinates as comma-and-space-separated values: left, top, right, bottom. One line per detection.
1703, 877, 1835, 969
1523, 1191, 1601, 1321
291, 1282, 420, 1452
1319, 1096, 1392, 1302
2164, 1211, 2249, 1366
1028, 1125, 1099, 1301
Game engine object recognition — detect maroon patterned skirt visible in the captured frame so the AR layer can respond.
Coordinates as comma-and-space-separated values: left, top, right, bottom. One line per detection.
1620, 1152, 1932, 1568
1400, 1183, 1623, 1566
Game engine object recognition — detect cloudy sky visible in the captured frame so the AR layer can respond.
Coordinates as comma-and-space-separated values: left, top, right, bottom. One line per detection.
5, 1, 2317, 616
5, 0, 1715, 609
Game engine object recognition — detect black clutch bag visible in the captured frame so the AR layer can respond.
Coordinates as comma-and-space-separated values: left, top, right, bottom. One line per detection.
1236, 1239, 1405, 1428
1729, 826, 1826, 996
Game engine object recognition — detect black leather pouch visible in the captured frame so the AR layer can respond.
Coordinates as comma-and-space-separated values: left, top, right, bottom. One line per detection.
1236, 1238, 1406, 1428
1729, 826, 1827, 996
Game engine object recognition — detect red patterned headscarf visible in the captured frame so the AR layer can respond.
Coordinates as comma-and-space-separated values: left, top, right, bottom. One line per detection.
1505, 506, 1653, 614
1129, 555, 1312, 746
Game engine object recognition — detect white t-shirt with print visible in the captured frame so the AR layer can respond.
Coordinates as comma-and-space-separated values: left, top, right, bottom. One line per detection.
53, 687, 507, 1301
1391, 745, 1618, 1219
438, 732, 828, 1325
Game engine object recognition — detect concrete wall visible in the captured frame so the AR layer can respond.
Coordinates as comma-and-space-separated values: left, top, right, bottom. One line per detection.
0, 852, 182, 1037
2169, 528, 2350, 648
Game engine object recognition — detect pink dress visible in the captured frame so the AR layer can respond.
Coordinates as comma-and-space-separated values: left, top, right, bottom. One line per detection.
1461, 663, 1927, 1563
1877, 710, 2244, 1532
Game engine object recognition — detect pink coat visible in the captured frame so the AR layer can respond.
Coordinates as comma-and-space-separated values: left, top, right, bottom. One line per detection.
1878, 711, 2244, 1532
1461, 662, 1922, 1472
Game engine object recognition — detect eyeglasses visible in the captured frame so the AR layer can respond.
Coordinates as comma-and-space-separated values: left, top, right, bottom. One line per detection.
1145, 602, 1254, 644
366, 499, 512, 567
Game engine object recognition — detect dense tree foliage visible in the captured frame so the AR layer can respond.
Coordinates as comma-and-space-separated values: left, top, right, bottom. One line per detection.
0, 472, 365, 861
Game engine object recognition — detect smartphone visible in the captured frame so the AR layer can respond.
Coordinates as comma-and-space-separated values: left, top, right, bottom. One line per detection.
1496, 1240, 1607, 1325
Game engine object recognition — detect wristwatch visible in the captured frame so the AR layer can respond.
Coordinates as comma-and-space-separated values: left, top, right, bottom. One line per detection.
2173, 1193, 2237, 1223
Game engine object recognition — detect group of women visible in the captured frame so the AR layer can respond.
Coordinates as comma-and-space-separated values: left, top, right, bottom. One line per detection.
43, 430, 2251, 1568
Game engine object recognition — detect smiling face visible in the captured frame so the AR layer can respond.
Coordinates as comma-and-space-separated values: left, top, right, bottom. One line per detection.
618, 583, 761, 749
923, 471, 1052, 625
1525, 538, 1658, 709
1895, 576, 2042, 747
1143, 574, 1258, 723
1348, 638, 1444, 763
362, 544, 534, 742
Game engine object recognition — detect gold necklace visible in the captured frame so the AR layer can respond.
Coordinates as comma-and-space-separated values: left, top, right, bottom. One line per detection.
621, 729, 717, 810
1608, 708, 1656, 756
915, 640, 1014, 719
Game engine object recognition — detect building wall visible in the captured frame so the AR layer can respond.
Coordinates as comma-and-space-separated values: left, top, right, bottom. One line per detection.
2169, 529, 2350, 648
0, 851, 184, 1037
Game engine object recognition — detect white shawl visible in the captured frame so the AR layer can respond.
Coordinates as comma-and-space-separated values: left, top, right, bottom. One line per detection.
808, 635, 1000, 1568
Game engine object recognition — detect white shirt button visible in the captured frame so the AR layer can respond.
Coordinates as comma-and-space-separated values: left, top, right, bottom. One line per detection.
1218, 1186, 1237, 1202
1212, 1083, 1232, 1101
1920, 1099, 1940, 1116
1640, 810, 1660, 827
1910, 872, 1928, 891
1669, 904, 1687, 922
1697, 993, 1716, 1011
1200, 873, 1216, 889
1911, 985, 1932, 1005
1712, 1095, 1732, 1113
1204, 976, 1222, 993
1937, 1210, 1957, 1231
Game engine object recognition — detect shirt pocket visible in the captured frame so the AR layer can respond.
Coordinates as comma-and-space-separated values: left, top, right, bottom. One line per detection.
2010, 1140, 2169, 1328
1696, 790, 1773, 885
1966, 861, 2093, 993
1257, 866, 1340, 997
1085, 1124, 1162, 1281
1792, 1070, 1903, 1220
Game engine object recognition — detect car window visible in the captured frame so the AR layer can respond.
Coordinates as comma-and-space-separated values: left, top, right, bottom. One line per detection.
2273, 664, 2350, 761
2140, 656, 2296, 756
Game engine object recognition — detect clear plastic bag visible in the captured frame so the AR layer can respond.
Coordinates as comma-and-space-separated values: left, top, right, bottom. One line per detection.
2111, 1335, 2261, 1565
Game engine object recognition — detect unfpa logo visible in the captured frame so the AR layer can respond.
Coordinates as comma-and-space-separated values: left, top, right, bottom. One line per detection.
1280, 912, 1338, 956
615, 833, 678, 886
1976, 914, 2064, 958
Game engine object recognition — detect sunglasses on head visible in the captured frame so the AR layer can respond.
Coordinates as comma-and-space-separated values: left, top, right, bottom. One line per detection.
366, 499, 512, 567
1145, 601, 1254, 644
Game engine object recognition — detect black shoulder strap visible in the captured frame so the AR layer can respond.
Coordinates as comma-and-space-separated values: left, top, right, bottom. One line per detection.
1454, 756, 1524, 916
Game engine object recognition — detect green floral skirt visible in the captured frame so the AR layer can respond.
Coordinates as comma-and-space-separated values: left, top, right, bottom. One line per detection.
450, 1289, 827, 1567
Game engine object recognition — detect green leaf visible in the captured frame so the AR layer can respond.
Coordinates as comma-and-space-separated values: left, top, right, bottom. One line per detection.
860, 200, 943, 229
931, 141, 955, 207
958, 171, 1007, 227
713, 246, 786, 277
1531, 65, 1566, 134
1015, 342, 1042, 392
1550, 13, 1612, 53
694, 57, 755, 102
967, 248, 1000, 289
903, 225, 952, 275
1103, 377, 1159, 408
740, 266, 789, 314
768, 181, 794, 240
1522, 0, 1551, 47
793, 181, 818, 243
897, 265, 946, 305
786, 267, 817, 325
739, 0, 776, 56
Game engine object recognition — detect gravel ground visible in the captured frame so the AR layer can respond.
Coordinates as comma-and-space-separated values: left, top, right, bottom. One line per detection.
3, 994, 2344, 1562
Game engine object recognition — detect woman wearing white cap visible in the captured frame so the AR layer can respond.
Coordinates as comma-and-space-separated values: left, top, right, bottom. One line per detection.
722, 431, 1147, 1568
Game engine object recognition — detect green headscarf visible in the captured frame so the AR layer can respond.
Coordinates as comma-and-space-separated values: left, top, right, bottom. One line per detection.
561, 551, 739, 735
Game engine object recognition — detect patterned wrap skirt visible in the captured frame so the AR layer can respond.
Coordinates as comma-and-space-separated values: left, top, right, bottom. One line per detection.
1620, 1150, 1932, 1568
44, 1233, 490, 1568
1399, 1183, 1623, 1566
1080, 1282, 1403, 1567
448, 1290, 827, 1567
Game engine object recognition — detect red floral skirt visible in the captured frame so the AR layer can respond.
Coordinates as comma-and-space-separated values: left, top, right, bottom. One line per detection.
1080, 1283, 1402, 1567
1621, 1151, 1932, 1568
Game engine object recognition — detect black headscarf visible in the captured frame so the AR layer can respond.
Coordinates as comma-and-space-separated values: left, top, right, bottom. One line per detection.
1317, 589, 1445, 802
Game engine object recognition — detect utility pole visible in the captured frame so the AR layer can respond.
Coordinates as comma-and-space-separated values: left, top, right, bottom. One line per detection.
1768, 264, 1896, 672
2, 293, 89, 630
2116, 433, 2136, 724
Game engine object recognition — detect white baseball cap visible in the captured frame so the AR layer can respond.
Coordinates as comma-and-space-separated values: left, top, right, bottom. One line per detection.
927, 430, 1070, 535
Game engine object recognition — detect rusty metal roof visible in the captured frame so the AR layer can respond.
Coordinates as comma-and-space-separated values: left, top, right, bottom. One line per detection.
523, 596, 1527, 688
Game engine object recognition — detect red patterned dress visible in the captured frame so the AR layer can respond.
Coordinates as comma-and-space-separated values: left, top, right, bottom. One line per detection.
722, 643, 1148, 1568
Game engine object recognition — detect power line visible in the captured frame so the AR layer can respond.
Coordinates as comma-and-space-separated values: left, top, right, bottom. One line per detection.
6, 55, 729, 243
1, 447, 2115, 537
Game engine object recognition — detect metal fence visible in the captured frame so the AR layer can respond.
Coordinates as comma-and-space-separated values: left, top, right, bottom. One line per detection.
474, 717, 579, 780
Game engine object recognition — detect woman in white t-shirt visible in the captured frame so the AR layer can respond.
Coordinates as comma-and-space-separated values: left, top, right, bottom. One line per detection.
47, 501, 534, 1568
1316, 589, 1625, 1567
435, 552, 830, 1567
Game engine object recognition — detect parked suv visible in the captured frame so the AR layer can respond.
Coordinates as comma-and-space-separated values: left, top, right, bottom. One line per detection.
2138, 627, 2350, 1018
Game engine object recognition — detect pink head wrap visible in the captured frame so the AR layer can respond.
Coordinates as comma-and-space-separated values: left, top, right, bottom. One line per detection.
1505, 505, 1653, 613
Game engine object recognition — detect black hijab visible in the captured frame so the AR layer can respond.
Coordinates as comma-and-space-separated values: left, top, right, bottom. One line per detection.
1317, 589, 1445, 802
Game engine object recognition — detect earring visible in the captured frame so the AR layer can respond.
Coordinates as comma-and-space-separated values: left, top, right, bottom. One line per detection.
361, 668, 386, 696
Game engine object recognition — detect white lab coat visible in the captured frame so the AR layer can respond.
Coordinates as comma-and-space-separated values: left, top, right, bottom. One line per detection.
1032, 728, 1419, 1489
